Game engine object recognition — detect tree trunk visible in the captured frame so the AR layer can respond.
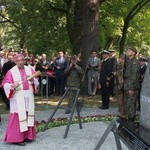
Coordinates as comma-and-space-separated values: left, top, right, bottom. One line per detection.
80, 0, 100, 95
72, 0, 84, 55
80, 0, 99, 68
73, 0, 100, 59
66, 0, 73, 49
119, 18, 130, 55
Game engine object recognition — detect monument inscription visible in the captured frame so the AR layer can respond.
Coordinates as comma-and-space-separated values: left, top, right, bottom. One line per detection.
140, 59, 150, 130
119, 123, 150, 150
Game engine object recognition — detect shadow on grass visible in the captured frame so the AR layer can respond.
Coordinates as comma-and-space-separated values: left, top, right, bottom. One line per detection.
0, 94, 117, 113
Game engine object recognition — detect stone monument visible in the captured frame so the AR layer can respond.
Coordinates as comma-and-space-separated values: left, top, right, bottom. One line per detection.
140, 58, 150, 130
118, 59, 150, 150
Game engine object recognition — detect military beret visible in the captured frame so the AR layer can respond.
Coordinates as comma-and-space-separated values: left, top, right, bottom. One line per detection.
139, 57, 147, 62
128, 47, 137, 55
101, 50, 110, 54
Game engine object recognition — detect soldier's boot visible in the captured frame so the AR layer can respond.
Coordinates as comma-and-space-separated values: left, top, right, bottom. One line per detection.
116, 116, 127, 124
65, 109, 71, 114
77, 101, 84, 111
128, 117, 135, 122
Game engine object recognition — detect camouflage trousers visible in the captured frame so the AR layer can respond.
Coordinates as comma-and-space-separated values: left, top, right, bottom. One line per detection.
124, 90, 138, 119
66, 89, 78, 109
116, 88, 127, 118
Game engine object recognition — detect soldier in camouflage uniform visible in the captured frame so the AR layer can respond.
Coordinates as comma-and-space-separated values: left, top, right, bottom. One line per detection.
115, 55, 127, 123
123, 48, 140, 122
64, 55, 84, 114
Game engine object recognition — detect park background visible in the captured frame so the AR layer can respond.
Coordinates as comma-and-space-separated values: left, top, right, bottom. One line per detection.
0, 0, 150, 61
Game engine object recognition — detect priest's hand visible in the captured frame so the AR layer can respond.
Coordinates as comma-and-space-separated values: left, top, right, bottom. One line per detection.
11, 82, 20, 90
27, 75, 34, 82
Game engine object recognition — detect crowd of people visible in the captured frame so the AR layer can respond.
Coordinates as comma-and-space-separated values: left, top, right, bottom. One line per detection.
0, 47, 148, 146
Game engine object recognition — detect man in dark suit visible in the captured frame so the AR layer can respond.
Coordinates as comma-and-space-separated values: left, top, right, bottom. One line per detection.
35, 54, 49, 72
2, 55, 16, 76
137, 57, 147, 111
109, 49, 117, 97
54, 51, 68, 95
99, 50, 112, 109
0, 53, 15, 110
35, 53, 50, 96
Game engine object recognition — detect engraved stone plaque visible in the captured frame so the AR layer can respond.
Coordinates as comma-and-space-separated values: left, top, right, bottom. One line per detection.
140, 59, 150, 130
119, 122, 150, 150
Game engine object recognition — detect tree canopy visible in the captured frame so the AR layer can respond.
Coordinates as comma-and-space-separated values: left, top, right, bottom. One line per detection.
0, 0, 150, 57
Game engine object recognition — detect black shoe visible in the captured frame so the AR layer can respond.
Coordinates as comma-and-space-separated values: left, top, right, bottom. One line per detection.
24, 139, 32, 142
99, 106, 103, 109
65, 109, 71, 114
99, 106, 108, 110
116, 117, 127, 124
102, 107, 108, 110
13, 142, 25, 146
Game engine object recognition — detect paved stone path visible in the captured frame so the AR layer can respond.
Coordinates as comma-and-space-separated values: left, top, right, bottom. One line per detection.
0, 107, 128, 150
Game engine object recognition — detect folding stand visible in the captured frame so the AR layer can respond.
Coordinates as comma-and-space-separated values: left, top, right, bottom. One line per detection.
94, 118, 122, 150
43, 87, 82, 139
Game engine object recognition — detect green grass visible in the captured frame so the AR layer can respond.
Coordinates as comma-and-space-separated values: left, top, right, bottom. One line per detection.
0, 94, 117, 114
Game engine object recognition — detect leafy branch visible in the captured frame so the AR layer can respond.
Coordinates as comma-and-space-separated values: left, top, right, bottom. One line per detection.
127, 0, 150, 20
47, 1, 67, 13
0, 13, 20, 31
119, 0, 150, 54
